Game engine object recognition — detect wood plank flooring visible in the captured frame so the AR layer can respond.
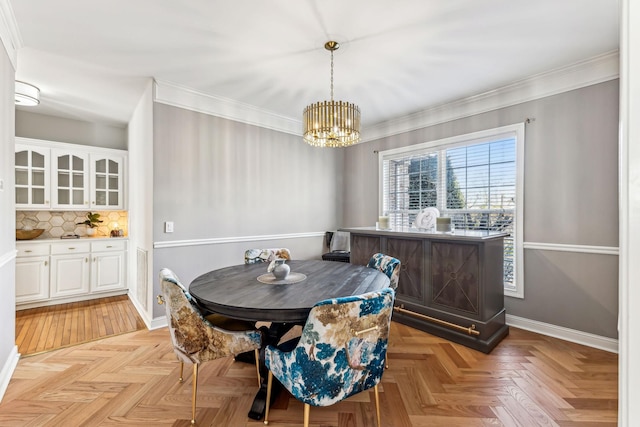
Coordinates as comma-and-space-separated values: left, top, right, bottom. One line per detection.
0, 322, 617, 426
15, 295, 146, 356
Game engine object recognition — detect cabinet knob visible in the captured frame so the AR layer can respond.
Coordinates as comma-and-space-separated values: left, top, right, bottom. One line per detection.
44, 261, 48, 266
85, 258, 88, 263
69, 247, 76, 250
24, 250, 32, 253
106, 245, 113, 248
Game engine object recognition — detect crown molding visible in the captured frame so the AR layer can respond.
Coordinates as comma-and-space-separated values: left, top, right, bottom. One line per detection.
153, 51, 618, 141
153, 79, 301, 136
0, 0, 22, 70
362, 50, 620, 142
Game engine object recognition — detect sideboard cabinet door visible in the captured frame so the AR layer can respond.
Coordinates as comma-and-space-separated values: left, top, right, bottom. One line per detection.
386, 237, 424, 304
350, 234, 381, 266
430, 241, 481, 318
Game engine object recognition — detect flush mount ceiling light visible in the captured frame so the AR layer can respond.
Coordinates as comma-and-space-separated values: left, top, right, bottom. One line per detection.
15, 81, 40, 106
303, 41, 361, 148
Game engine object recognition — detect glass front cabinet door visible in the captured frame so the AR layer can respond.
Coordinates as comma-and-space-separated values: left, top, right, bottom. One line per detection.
51, 149, 89, 209
90, 155, 124, 210
15, 144, 50, 209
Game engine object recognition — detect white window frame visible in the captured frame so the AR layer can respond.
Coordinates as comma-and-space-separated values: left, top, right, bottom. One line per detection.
378, 123, 525, 298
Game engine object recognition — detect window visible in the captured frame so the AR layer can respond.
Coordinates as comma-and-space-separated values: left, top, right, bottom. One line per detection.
379, 124, 524, 298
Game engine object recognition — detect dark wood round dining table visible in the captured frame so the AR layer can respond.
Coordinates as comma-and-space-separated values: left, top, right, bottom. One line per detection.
189, 259, 391, 421
189, 259, 390, 324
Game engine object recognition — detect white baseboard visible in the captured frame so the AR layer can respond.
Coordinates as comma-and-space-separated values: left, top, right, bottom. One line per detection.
506, 314, 618, 353
149, 315, 168, 330
127, 291, 152, 330
0, 346, 19, 403
146, 312, 618, 353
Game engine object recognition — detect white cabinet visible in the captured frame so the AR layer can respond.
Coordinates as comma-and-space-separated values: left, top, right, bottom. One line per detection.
91, 240, 126, 292
15, 144, 50, 209
50, 242, 91, 298
15, 242, 50, 303
15, 239, 128, 308
90, 155, 125, 210
51, 149, 89, 209
15, 138, 126, 211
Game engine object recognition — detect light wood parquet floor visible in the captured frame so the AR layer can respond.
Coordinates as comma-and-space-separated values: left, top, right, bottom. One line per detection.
0, 322, 617, 426
15, 295, 146, 356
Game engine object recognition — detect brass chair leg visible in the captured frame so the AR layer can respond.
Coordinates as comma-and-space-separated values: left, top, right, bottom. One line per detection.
191, 363, 199, 424
263, 371, 273, 425
374, 384, 381, 427
179, 361, 184, 382
255, 349, 261, 387
303, 403, 310, 427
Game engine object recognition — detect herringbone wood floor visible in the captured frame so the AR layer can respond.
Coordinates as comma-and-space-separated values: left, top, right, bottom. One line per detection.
0, 323, 617, 426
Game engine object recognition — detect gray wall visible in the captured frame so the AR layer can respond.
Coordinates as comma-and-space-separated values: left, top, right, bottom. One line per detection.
0, 40, 16, 386
152, 103, 344, 317
16, 110, 127, 150
342, 80, 619, 339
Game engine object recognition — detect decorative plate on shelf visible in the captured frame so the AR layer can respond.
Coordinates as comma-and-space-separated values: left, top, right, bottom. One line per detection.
414, 207, 440, 230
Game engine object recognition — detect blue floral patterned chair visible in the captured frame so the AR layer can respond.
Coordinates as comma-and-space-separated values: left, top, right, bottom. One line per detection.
367, 253, 401, 369
367, 253, 401, 290
263, 287, 395, 427
244, 248, 291, 264
157, 268, 263, 424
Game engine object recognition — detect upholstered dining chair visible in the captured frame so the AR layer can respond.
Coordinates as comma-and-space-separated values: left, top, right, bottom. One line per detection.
366, 253, 401, 369
367, 253, 401, 290
244, 248, 291, 264
263, 287, 395, 427
157, 268, 262, 424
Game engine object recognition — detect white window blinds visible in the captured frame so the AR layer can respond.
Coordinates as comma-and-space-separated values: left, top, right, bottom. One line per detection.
380, 124, 524, 296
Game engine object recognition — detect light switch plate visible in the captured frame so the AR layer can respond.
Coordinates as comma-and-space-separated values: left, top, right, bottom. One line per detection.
165, 221, 174, 233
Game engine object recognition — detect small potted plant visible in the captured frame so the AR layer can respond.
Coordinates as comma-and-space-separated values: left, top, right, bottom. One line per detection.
77, 212, 103, 236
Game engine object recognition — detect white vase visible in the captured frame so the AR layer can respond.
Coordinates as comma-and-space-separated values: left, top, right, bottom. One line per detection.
86, 228, 96, 237
272, 259, 290, 280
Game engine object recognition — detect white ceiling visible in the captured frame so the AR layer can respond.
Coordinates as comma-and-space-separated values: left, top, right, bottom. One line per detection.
10, 0, 619, 129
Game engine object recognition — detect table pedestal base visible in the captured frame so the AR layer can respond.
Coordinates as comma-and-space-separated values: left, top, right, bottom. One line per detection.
237, 322, 300, 420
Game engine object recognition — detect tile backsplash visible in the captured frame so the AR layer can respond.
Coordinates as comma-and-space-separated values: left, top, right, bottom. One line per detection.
16, 211, 128, 239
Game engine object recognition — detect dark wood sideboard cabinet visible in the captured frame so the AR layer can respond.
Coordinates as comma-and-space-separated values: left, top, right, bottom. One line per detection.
342, 227, 509, 353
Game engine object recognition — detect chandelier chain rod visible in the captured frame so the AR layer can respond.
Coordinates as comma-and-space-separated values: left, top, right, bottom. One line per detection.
330, 49, 334, 101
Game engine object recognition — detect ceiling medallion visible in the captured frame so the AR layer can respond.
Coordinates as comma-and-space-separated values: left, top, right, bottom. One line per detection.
303, 41, 361, 148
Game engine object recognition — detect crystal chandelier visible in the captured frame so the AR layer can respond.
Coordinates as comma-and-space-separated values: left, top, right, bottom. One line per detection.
303, 41, 361, 148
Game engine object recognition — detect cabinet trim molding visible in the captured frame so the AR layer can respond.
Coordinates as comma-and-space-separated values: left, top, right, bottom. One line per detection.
16, 137, 127, 156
